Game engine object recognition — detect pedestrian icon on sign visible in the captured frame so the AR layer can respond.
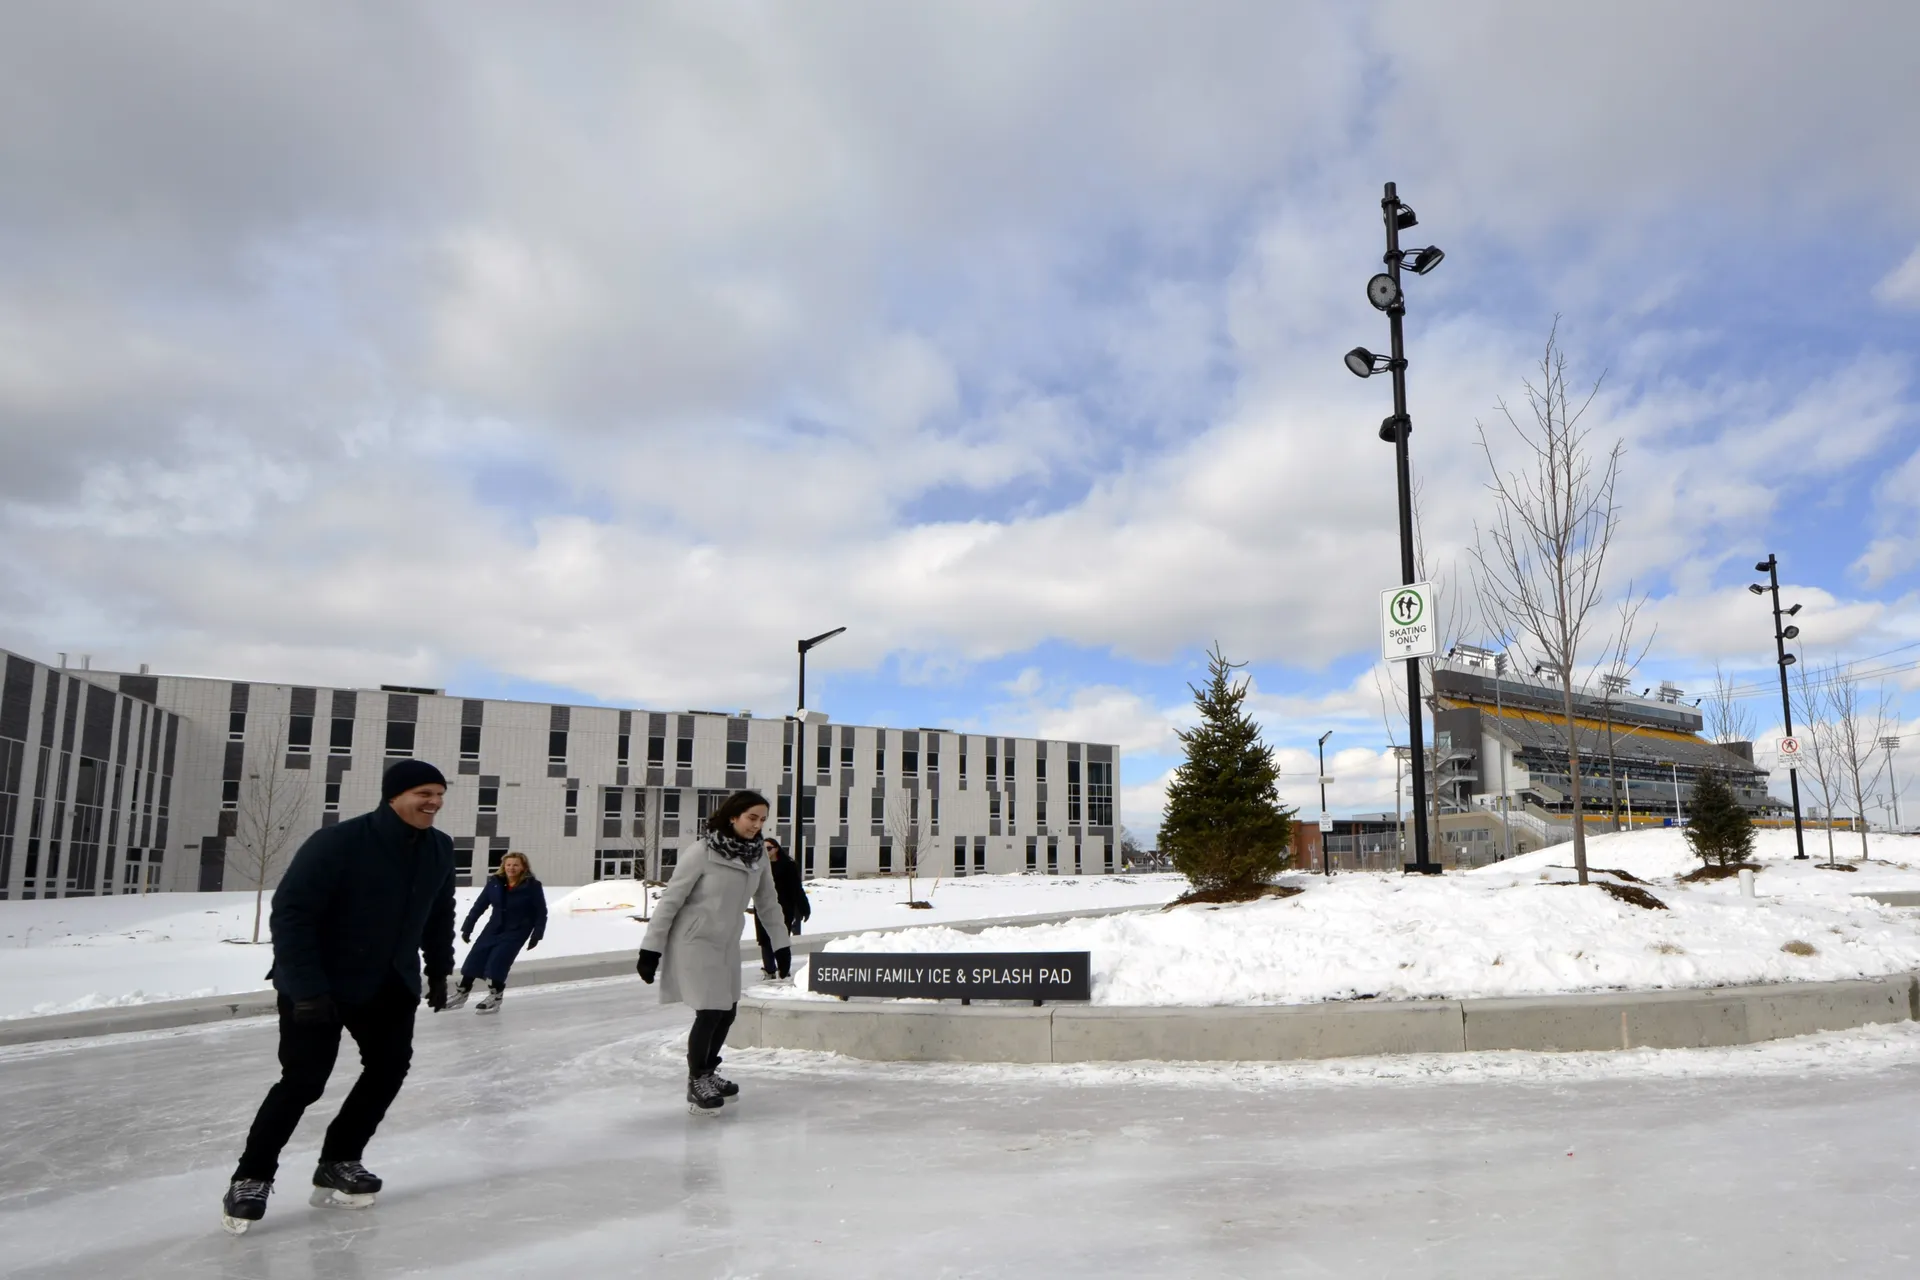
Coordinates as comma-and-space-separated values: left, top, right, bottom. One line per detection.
1391, 590, 1423, 625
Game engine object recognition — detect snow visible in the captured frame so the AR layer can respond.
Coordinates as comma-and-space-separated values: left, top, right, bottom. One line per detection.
779, 829, 1920, 1006
0, 873, 1184, 1020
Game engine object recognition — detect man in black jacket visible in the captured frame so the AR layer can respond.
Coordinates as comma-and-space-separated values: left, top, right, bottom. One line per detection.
220, 760, 457, 1235
756, 838, 810, 978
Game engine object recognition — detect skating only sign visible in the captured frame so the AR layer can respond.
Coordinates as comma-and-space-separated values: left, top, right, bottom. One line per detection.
1381, 581, 1437, 661
807, 952, 1091, 1003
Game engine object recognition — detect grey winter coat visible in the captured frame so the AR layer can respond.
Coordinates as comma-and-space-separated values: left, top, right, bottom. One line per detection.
641, 838, 790, 1009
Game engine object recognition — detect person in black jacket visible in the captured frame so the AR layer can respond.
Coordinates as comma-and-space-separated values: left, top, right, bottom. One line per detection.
220, 760, 457, 1236
756, 838, 810, 979
446, 851, 547, 1014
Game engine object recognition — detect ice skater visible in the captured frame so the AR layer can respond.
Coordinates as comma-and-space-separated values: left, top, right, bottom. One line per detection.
220, 760, 457, 1235
447, 851, 547, 1013
755, 837, 809, 979
635, 790, 790, 1114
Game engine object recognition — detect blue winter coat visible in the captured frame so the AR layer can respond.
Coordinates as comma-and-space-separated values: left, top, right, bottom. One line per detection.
460, 875, 548, 985
269, 804, 457, 1003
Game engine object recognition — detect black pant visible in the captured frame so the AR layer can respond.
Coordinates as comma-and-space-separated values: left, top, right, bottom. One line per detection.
233, 977, 417, 1182
755, 919, 799, 974
688, 1005, 737, 1080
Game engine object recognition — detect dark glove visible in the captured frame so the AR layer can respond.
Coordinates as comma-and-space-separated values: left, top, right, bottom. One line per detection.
637, 949, 660, 984
526, 936, 540, 951
461, 929, 472, 944
425, 973, 449, 1012
291, 994, 337, 1025
786, 917, 803, 938
774, 947, 792, 980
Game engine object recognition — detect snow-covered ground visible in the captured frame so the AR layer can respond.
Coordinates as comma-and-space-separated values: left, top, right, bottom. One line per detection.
780, 829, 1920, 1006
0, 872, 1184, 1020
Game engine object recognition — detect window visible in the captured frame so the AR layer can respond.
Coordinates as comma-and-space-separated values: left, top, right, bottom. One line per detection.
617, 733, 630, 765
648, 734, 665, 766
324, 782, 341, 813
875, 742, 886, 775
783, 742, 793, 771
870, 795, 884, 824
927, 745, 939, 773
959, 753, 968, 781
903, 750, 918, 777
1068, 759, 1082, 822
974, 838, 986, 874
838, 793, 850, 823
1036, 755, 1046, 781
661, 846, 678, 872
603, 788, 623, 838
989, 794, 1001, 822
801, 792, 816, 823
477, 787, 498, 814
817, 740, 831, 773
953, 837, 968, 876
1026, 837, 1038, 872
221, 779, 239, 810
986, 752, 997, 781
663, 791, 681, 820
828, 843, 848, 877
288, 715, 313, 755
604, 789, 623, 816
549, 730, 568, 765
878, 840, 892, 875
1036, 799, 1048, 826
459, 724, 481, 761
840, 742, 854, 769
1005, 741, 1016, 774
930, 792, 940, 832
385, 721, 415, 758
565, 787, 579, 814
676, 736, 694, 767
229, 712, 246, 742
726, 740, 747, 769
330, 717, 353, 755
1088, 761, 1114, 826
1046, 836, 1058, 873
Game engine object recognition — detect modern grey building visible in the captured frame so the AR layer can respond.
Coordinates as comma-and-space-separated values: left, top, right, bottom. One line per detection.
0, 646, 1120, 897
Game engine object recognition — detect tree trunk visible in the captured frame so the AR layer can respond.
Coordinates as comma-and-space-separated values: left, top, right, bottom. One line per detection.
252, 885, 265, 945
1562, 677, 1588, 884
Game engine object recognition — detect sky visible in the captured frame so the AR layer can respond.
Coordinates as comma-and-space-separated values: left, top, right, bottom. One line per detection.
2, 1, 1918, 839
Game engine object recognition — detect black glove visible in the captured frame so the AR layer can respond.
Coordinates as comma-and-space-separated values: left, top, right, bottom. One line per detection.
291, 994, 337, 1025
774, 947, 792, 980
786, 916, 803, 937
637, 949, 660, 984
526, 936, 540, 951
461, 929, 472, 944
425, 973, 449, 1012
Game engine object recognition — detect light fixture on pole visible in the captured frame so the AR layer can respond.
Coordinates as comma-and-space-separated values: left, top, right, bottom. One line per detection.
1317, 730, 1334, 877
1752, 555, 1807, 858
793, 626, 847, 877
1881, 736, 1903, 831
1345, 181, 1444, 874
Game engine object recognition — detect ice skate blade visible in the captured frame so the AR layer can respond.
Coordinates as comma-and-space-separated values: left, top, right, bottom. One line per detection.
309, 1187, 377, 1210
687, 1103, 723, 1118
220, 1214, 255, 1236
475, 1005, 499, 1015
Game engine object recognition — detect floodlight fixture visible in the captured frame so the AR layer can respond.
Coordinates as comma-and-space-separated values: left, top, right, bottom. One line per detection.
1748, 583, 1766, 595
1367, 273, 1402, 311
1393, 203, 1419, 230
1378, 414, 1410, 442
1781, 653, 1797, 666
1345, 346, 1394, 378
1409, 246, 1445, 274
1786, 603, 1802, 616
1781, 624, 1800, 640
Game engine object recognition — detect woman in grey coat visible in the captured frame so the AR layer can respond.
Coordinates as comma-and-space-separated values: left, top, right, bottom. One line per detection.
636, 790, 790, 1114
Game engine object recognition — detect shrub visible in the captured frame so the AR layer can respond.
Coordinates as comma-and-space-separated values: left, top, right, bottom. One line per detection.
1160, 644, 1294, 897
1683, 769, 1755, 867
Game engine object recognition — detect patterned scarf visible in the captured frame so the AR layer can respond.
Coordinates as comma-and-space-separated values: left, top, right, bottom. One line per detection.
706, 826, 765, 870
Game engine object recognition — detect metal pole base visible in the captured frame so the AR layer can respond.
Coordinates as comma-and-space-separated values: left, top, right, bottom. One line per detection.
1403, 861, 1443, 875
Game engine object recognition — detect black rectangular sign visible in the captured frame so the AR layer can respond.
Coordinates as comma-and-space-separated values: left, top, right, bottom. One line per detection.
806, 951, 1092, 1002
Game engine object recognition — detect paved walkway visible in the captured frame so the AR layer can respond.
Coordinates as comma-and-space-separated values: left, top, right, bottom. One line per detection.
3, 972, 1917, 1278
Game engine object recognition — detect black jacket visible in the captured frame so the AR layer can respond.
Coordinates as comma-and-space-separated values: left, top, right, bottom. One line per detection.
269, 804, 457, 1003
463, 875, 548, 945
770, 853, 810, 929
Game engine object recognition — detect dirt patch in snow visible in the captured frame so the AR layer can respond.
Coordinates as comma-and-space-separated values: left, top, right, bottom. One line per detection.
1595, 882, 1668, 911
1165, 883, 1306, 909
1678, 863, 1762, 883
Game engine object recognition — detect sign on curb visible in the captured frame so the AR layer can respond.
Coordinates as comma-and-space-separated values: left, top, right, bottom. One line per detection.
807, 951, 1092, 1003
1381, 581, 1437, 660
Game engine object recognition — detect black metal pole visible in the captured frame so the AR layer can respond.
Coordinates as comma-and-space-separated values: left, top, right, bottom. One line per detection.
1384, 181, 1436, 875
1318, 732, 1331, 876
795, 642, 808, 876
1763, 555, 1808, 859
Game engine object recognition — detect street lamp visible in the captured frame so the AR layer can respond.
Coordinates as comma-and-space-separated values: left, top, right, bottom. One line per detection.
1751, 555, 1807, 859
1345, 181, 1444, 875
1317, 730, 1334, 877
793, 626, 847, 877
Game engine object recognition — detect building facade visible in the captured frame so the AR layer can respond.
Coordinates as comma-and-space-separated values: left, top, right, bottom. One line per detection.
0, 648, 1120, 897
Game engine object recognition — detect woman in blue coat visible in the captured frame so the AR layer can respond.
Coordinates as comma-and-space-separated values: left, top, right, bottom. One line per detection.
447, 852, 547, 1014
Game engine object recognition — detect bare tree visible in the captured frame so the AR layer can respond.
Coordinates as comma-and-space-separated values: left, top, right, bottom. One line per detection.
228, 731, 314, 944
1703, 661, 1757, 745
1791, 657, 1845, 866
885, 786, 936, 908
1825, 663, 1893, 862
1595, 593, 1655, 832
1470, 325, 1622, 885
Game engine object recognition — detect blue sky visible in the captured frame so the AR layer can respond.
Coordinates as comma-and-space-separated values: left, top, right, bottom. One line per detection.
2, 2, 1918, 837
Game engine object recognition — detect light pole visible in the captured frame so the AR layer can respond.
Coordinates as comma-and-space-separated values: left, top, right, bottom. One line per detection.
1317, 730, 1334, 876
1881, 736, 1903, 830
794, 626, 847, 878
1749, 556, 1807, 858
1344, 181, 1445, 875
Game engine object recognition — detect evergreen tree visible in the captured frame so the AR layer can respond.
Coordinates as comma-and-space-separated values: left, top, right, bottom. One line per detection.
1684, 768, 1755, 867
1161, 644, 1295, 895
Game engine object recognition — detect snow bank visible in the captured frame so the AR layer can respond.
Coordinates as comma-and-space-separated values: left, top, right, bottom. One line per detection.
779, 830, 1920, 1007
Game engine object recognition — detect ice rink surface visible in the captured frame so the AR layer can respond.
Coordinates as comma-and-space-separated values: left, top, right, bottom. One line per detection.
4, 972, 1919, 1279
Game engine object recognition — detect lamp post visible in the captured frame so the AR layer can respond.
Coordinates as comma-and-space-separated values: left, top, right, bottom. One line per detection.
1344, 181, 1444, 875
1881, 736, 1903, 831
794, 626, 847, 877
1317, 730, 1334, 876
1749, 556, 1807, 858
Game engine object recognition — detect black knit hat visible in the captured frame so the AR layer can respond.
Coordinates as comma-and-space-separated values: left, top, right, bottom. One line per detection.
382, 759, 449, 802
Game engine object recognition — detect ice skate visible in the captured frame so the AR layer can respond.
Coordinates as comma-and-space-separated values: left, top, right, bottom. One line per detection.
709, 1072, 740, 1098
443, 982, 472, 1011
309, 1159, 381, 1209
221, 1177, 272, 1235
474, 984, 505, 1014
687, 1074, 725, 1115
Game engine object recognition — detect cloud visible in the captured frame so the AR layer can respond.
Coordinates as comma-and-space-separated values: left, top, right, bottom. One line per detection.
1874, 246, 1920, 309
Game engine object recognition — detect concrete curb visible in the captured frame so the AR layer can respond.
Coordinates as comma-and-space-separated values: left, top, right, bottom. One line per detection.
730, 971, 1920, 1063
1859, 891, 1920, 908
0, 902, 1160, 1048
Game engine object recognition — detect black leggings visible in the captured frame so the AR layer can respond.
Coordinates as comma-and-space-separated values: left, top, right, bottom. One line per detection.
687, 1005, 737, 1080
